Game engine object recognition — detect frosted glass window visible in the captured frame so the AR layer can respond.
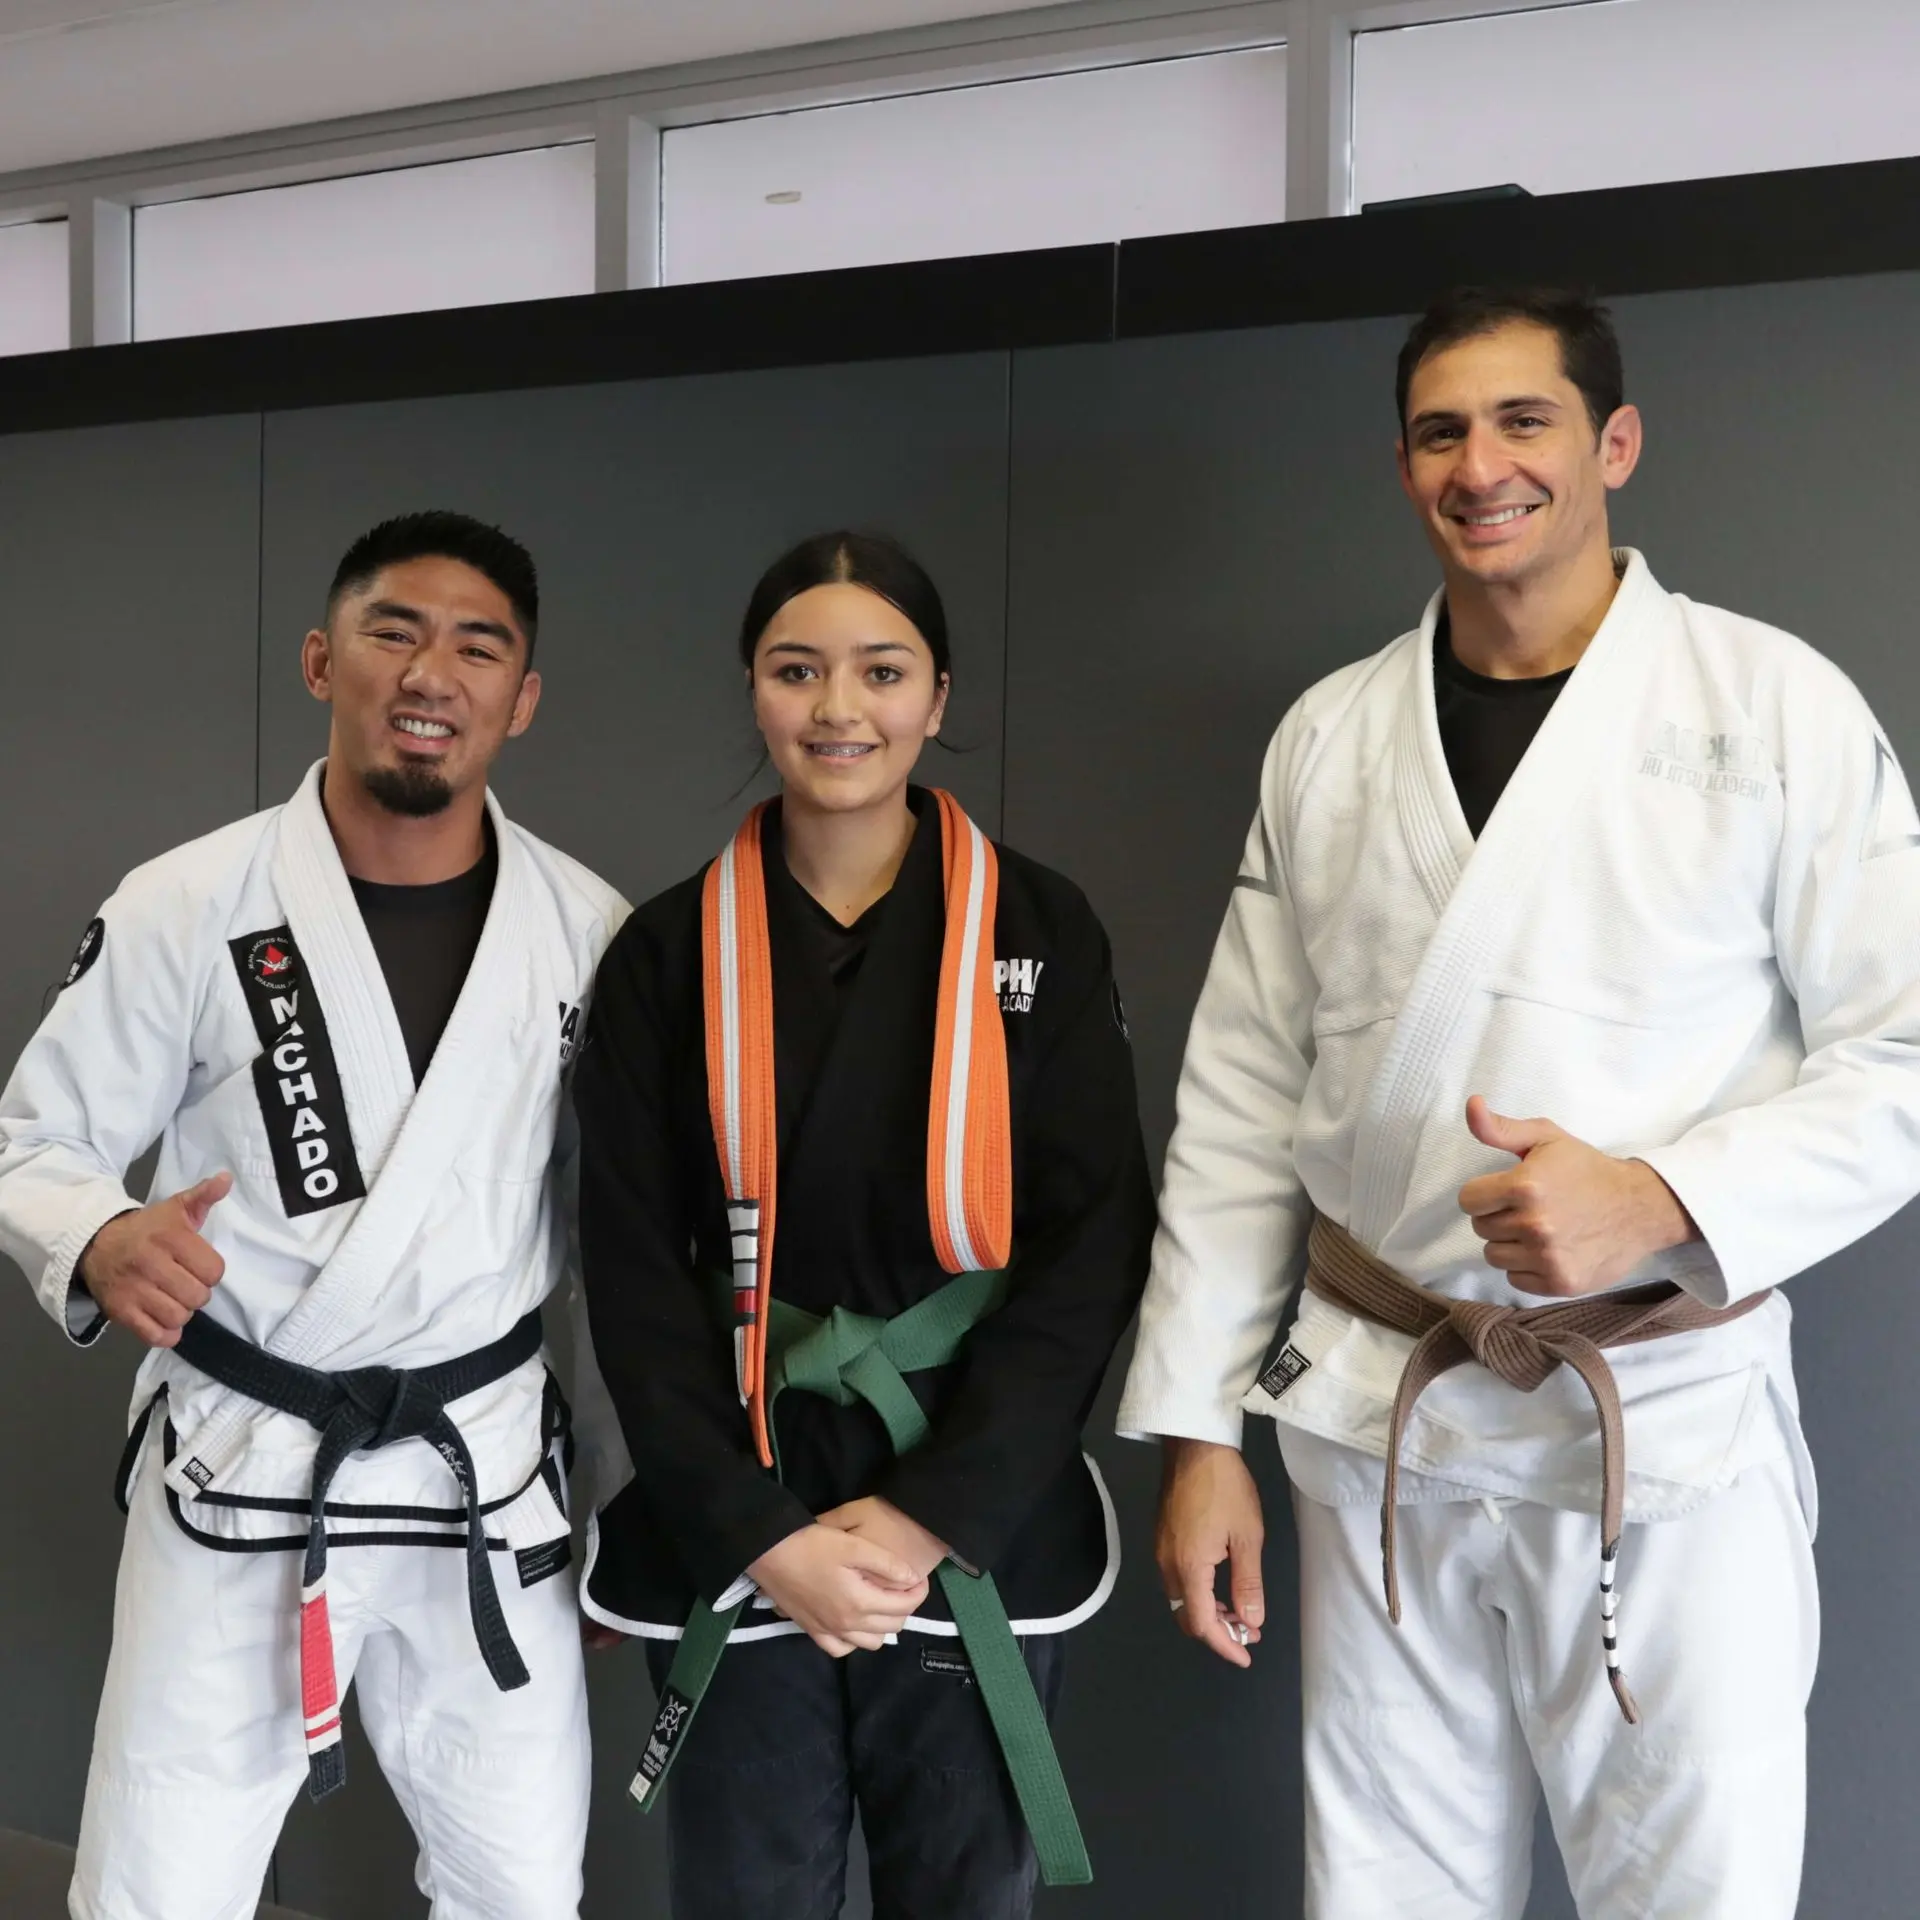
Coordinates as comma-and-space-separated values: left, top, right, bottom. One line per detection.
1355, 0, 1920, 209
0, 219, 68, 356
664, 47, 1286, 285
133, 143, 594, 341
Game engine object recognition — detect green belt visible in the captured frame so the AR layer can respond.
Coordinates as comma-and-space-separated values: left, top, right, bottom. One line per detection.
627, 1268, 1092, 1888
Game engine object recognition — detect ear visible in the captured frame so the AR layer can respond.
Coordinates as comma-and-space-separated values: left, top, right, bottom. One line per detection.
1395, 436, 1416, 503
926, 672, 951, 738
506, 667, 543, 739
1599, 403, 1643, 491
300, 628, 333, 704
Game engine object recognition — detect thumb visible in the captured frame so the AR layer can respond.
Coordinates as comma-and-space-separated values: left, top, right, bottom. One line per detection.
1465, 1095, 1562, 1159
175, 1170, 234, 1231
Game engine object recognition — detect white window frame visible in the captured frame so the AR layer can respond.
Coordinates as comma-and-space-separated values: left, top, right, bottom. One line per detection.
0, 0, 1605, 347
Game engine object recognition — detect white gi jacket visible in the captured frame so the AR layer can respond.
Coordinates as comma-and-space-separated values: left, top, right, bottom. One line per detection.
1118, 551, 1920, 1529
0, 762, 628, 1551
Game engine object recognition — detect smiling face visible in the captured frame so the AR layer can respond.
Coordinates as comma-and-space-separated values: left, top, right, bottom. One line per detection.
749, 582, 948, 818
302, 554, 541, 816
1397, 319, 1641, 594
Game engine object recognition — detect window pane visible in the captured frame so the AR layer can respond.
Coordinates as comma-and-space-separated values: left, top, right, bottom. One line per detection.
1355, 0, 1920, 208
0, 218, 68, 356
663, 47, 1286, 286
133, 144, 595, 342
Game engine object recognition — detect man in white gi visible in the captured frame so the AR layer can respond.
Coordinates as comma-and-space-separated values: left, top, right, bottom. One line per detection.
0, 510, 627, 1919
1118, 287, 1920, 1917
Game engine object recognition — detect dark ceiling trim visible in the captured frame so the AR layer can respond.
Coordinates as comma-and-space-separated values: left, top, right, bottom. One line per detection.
1118, 154, 1920, 337
2, 153, 1918, 437
0, 246, 1117, 435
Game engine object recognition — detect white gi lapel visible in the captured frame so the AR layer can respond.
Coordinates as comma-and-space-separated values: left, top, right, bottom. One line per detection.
169, 768, 540, 1494
1346, 551, 1664, 1247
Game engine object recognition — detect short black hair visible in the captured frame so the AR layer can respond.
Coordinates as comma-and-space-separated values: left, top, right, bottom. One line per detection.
326, 511, 539, 663
737, 530, 951, 680
1396, 287, 1625, 440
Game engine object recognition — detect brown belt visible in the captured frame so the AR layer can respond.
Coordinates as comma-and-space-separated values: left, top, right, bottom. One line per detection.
1303, 1212, 1769, 1724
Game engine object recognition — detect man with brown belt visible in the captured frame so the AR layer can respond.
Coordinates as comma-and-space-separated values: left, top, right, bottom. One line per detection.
1116, 286, 1920, 1917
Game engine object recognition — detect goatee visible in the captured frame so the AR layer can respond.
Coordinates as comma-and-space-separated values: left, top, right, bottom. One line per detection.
362, 761, 454, 818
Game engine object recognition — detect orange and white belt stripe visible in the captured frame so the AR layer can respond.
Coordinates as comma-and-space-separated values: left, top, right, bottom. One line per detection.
702, 789, 1012, 1467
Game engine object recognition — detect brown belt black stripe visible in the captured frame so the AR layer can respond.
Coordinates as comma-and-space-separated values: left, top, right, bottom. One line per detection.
1303, 1212, 1769, 1725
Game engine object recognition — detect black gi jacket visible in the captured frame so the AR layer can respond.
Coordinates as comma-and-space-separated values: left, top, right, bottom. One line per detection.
578, 788, 1154, 1632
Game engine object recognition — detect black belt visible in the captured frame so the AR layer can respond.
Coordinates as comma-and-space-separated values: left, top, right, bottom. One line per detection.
155, 1308, 546, 1798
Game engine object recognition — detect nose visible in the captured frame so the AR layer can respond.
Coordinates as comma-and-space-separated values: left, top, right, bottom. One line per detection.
812, 662, 863, 726
398, 644, 457, 700
1453, 420, 1516, 495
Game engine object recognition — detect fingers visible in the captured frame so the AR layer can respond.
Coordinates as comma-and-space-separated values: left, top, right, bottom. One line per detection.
115, 1304, 182, 1349
1458, 1172, 1527, 1221
580, 1620, 627, 1652
1227, 1530, 1267, 1638
165, 1229, 226, 1290
838, 1534, 921, 1591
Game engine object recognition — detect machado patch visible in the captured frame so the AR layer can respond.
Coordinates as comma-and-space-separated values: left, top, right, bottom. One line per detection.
229, 927, 367, 1218
62, 918, 105, 991
1257, 1344, 1312, 1399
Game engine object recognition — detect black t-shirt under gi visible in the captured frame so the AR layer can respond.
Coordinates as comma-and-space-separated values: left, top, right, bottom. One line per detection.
1433, 612, 1575, 837
347, 828, 497, 1085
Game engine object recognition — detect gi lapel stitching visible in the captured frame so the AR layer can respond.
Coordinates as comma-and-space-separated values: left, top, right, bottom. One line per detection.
168, 768, 542, 1495
1392, 605, 1472, 921
1348, 553, 1661, 1247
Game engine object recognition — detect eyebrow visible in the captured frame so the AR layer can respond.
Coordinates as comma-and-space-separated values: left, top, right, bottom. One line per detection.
361, 599, 518, 647
763, 639, 915, 656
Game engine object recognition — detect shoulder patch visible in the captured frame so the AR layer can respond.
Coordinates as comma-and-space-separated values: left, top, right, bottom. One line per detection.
1110, 980, 1130, 1041
62, 918, 105, 991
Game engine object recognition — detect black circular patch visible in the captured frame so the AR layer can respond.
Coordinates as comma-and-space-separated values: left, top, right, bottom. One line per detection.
244, 934, 300, 993
62, 918, 104, 991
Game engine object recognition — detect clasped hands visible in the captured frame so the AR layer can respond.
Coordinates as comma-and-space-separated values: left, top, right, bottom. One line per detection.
1157, 1096, 1700, 1667
745, 1496, 950, 1658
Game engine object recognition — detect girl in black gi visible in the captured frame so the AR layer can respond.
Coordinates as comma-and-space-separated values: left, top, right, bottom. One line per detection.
575, 530, 1152, 1920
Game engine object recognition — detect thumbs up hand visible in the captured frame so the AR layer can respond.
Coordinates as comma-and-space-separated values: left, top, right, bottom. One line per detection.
1456, 1096, 1696, 1297
76, 1172, 233, 1348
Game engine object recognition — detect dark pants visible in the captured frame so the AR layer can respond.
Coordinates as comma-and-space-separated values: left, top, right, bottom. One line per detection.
644, 1628, 1067, 1920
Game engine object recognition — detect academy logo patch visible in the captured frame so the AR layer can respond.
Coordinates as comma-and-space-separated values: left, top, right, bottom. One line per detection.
558, 1000, 582, 1067
1111, 980, 1130, 1041
995, 957, 1044, 1014
243, 934, 299, 991
229, 926, 367, 1219
1257, 1344, 1312, 1399
62, 918, 105, 991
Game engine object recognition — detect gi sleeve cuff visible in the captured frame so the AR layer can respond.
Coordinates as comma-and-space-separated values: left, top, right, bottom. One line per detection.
683, 1484, 814, 1602
1631, 1146, 1739, 1306
1112, 1394, 1246, 1449
45, 1193, 139, 1346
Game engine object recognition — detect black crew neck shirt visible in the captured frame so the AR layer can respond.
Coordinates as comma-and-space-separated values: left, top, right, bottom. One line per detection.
347, 826, 498, 1086
1433, 611, 1575, 838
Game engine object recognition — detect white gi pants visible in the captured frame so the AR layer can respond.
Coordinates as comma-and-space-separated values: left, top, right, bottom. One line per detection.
70, 1444, 591, 1920
1294, 1460, 1817, 1920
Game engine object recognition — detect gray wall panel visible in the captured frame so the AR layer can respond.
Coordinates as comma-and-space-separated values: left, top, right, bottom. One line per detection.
0, 416, 261, 1846
1007, 275, 1920, 1919
254, 354, 1013, 1918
